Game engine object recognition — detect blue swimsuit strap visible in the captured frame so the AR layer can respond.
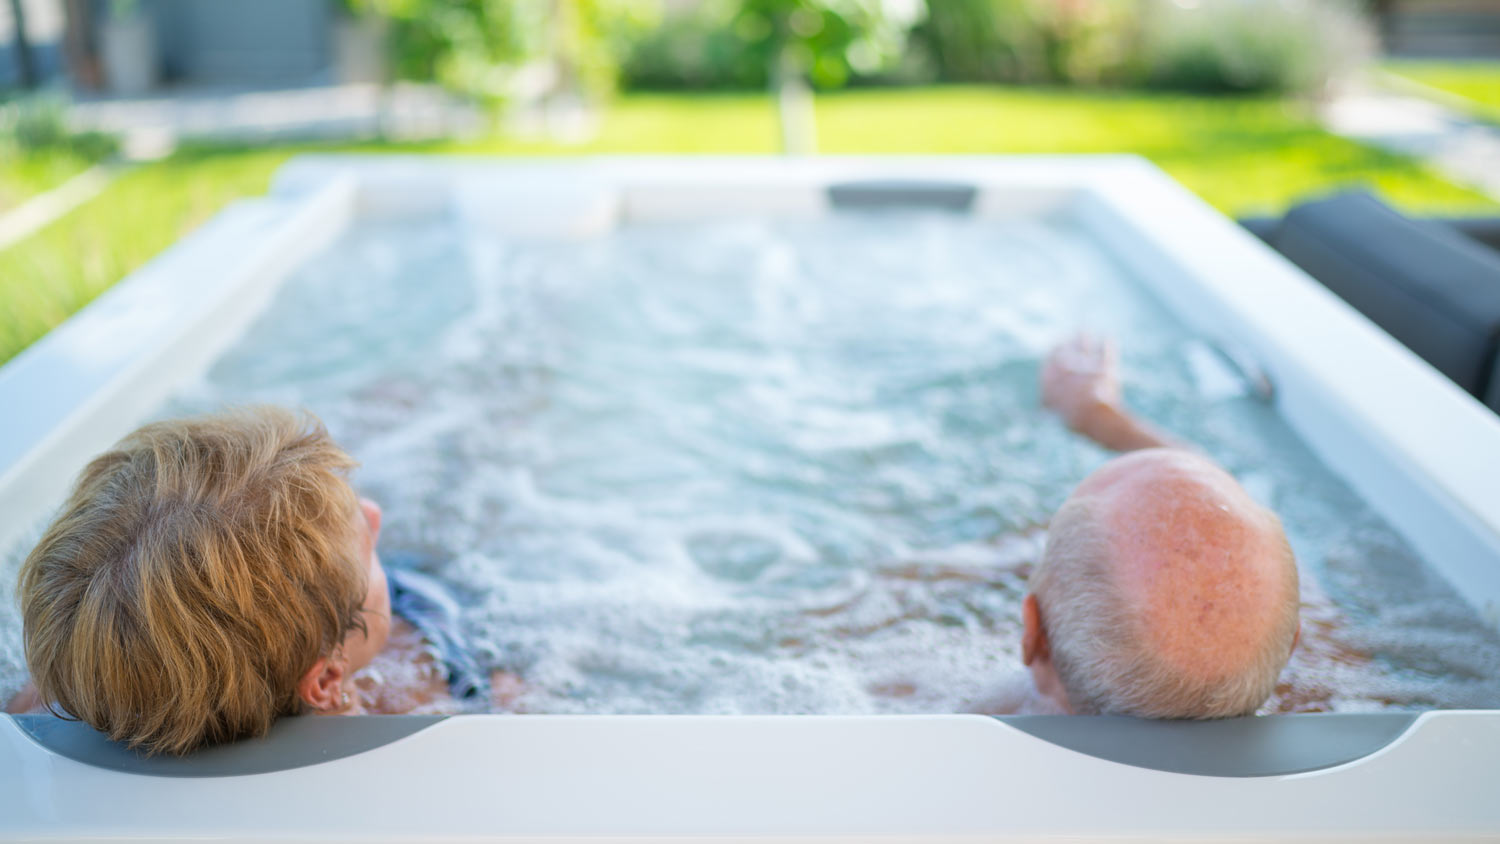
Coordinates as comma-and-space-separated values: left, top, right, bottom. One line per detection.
383, 559, 490, 702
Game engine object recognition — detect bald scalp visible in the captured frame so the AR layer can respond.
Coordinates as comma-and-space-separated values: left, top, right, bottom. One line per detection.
1035, 449, 1300, 718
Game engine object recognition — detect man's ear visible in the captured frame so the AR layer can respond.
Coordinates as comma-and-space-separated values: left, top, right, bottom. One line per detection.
1022, 593, 1048, 667
298, 653, 350, 712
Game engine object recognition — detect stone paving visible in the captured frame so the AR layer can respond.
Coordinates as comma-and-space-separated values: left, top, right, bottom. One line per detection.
0, 82, 482, 252
1321, 77, 1500, 202
68, 82, 483, 158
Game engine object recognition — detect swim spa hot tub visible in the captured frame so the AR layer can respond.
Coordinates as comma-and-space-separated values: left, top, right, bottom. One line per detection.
2, 157, 1498, 841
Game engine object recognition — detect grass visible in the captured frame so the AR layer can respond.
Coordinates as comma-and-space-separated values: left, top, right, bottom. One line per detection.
1383, 60, 1500, 124
0, 147, 293, 361
0, 147, 100, 214
2, 86, 1496, 365
809, 87, 1494, 216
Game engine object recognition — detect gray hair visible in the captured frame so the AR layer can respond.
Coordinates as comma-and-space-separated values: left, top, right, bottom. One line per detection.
1032, 497, 1299, 719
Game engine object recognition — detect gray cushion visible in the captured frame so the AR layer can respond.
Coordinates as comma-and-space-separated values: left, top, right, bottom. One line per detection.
1439, 217, 1500, 254
1272, 192, 1500, 400
1237, 216, 1280, 246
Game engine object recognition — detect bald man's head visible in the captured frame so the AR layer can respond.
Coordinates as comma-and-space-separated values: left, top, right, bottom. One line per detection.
1027, 449, 1300, 718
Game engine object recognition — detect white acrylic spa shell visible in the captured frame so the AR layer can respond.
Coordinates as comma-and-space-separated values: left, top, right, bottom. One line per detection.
2, 157, 1498, 841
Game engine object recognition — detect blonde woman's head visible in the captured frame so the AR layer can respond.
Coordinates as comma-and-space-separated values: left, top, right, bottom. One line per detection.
19, 407, 376, 755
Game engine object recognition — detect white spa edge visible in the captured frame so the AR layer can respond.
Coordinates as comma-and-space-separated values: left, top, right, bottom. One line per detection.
1, 156, 1498, 841
2, 711, 1500, 840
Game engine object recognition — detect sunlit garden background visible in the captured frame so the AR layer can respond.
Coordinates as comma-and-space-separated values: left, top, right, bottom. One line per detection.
1, 0, 1498, 365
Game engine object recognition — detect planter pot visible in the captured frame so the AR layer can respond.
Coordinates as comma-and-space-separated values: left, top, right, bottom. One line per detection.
99, 15, 158, 96
334, 16, 388, 85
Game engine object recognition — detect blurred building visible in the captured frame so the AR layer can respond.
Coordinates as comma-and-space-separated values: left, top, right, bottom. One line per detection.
1374, 0, 1500, 58
122, 0, 335, 87
2, 0, 382, 94
0, 0, 65, 87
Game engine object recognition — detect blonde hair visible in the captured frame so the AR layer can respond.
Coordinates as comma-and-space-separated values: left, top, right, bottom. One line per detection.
1034, 497, 1300, 719
19, 406, 366, 755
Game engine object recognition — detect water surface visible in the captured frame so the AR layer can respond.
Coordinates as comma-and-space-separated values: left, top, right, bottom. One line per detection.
5, 209, 1497, 714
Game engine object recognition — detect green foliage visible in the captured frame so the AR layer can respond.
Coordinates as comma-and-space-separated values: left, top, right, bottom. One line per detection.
916, 0, 1138, 85
0, 96, 115, 158
557, 0, 661, 97
624, 0, 915, 90
4, 96, 70, 149
342, 0, 1371, 96
0, 97, 114, 213
914, 0, 1371, 94
623, 3, 766, 89
1137, 0, 1372, 95
349, 0, 658, 101
0, 97, 119, 213
746, 0, 914, 87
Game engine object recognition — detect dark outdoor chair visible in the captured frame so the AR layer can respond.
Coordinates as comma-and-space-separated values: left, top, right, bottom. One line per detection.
1240, 192, 1500, 414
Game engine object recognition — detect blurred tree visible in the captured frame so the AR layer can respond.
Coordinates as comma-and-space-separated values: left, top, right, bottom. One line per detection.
734, 0, 912, 89
346, 0, 657, 103
917, 0, 1044, 83
624, 0, 918, 90
916, 0, 1136, 85
1136, 0, 1372, 95
61, 0, 103, 90
915, 0, 1367, 94
6, 0, 38, 89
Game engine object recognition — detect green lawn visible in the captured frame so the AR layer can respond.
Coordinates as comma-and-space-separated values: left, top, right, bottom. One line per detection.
0, 147, 99, 214
0, 147, 293, 361
810, 87, 1493, 216
2, 86, 1496, 365
1384, 60, 1500, 124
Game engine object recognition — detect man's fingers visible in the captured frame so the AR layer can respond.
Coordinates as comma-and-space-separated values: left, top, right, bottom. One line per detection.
1045, 332, 1116, 382
1058, 335, 1102, 373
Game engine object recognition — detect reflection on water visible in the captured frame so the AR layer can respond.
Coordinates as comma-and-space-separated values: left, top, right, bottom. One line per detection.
3, 210, 1497, 714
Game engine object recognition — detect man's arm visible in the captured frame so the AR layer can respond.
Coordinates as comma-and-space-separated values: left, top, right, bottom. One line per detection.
1040, 333, 1185, 452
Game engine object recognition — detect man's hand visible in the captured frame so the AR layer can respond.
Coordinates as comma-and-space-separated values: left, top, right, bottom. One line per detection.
1041, 333, 1122, 433
1041, 333, 1181, 453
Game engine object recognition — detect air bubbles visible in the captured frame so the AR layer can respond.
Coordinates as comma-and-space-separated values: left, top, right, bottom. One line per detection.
76, 209, 1499, 718
686, 531, 784, 583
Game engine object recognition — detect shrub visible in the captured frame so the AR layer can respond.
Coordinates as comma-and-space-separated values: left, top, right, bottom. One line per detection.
350, 0, 659, 102
0, 95, 119, 159
5, 96, 70, 149
913, 0, 1372, 94
914, 0, 1139, 85
623, 0, 920, 90
1135, 0, 1374, 95
623, 0, 766, 88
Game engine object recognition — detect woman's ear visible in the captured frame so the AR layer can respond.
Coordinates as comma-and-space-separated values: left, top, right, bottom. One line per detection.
298, 653, 351, 713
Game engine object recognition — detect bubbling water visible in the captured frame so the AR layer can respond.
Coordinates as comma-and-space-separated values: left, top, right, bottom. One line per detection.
3, 210, 1498, 715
